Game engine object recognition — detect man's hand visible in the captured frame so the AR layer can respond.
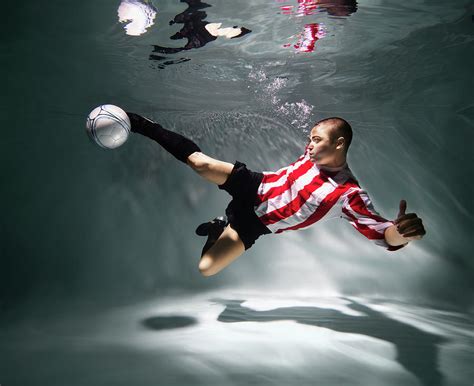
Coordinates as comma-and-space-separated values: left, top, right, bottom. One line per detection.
394, 200, 426, 241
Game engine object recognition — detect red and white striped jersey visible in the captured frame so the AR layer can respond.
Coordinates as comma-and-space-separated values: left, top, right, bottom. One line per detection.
254, 147, 403, 251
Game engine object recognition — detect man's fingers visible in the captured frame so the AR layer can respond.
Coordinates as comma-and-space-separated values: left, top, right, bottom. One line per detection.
403, 229, 426, 238
395, 213, 417, 224
397, 218, 422, 233
393, 203, 426, 240
400, 224, 423, 236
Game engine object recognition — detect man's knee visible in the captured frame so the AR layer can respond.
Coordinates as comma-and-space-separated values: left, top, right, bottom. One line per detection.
187, 152, 210, 172
198, 256, 217, 277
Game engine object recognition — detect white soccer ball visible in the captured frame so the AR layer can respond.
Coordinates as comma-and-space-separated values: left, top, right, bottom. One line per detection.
86, 104, 131, 149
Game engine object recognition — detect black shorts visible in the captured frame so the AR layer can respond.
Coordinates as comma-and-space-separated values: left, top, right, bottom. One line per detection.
218, 161, 271, 250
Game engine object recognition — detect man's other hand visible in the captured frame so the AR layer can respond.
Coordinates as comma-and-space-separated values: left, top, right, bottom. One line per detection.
394, 200, 426, 241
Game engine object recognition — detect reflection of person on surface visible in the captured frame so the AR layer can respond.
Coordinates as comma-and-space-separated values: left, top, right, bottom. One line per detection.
284, 23, 326, 53
149, 0, 251, 65
125, 113, 426, 277
280, 0, 357, 52
279, 0, 357, 16
215, 298, 445, 386
317, 0, 358, 16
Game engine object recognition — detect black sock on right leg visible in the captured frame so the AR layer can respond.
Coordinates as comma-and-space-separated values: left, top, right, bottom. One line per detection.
201, 238, 216, 257
199, 218, 227, 256
127, 112, 201, 163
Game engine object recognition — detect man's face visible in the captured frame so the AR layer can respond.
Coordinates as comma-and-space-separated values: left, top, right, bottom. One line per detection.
307, 123, 340, 165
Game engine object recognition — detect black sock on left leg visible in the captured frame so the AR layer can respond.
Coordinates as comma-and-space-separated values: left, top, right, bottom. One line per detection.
127, 112, 201, 163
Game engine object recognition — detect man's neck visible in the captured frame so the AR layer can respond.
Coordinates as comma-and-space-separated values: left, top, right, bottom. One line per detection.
319, 157, 347, 172
320, 163, 347, 172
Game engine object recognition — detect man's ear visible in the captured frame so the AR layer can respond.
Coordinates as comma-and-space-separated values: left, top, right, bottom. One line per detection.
335, 136, 345, 150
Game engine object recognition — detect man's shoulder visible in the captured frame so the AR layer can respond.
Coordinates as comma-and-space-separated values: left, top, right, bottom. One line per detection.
336, 166, 360, 188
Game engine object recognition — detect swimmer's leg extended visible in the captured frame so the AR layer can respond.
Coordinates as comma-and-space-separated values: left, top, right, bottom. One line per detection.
128, 113, 241, 271
128, 113, 233, 184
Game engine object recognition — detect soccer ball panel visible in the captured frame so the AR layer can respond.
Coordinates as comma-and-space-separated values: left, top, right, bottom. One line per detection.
86, 104, 131, 149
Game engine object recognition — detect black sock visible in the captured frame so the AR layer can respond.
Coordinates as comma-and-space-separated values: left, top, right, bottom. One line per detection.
127, 112, 201, 163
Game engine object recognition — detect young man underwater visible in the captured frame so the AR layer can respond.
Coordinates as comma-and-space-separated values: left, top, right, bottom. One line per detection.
126, 112, 426, 276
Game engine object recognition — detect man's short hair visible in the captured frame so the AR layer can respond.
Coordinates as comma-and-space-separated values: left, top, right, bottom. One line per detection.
315, 117, 353, 153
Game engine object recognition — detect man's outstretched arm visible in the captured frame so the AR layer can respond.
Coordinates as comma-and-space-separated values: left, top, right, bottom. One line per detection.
384, 199, 426, 247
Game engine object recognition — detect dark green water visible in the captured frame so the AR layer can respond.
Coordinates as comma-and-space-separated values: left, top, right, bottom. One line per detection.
1, 1, 474, 385
1, 0, 473, 310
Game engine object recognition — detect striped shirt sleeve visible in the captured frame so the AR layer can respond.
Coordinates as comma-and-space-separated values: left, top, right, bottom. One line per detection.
341, 189, 405, 251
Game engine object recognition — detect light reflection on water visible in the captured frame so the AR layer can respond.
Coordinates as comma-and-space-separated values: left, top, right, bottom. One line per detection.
118, 0, 157, 36
1, 293, 472, 385
117, 0, 360, 66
